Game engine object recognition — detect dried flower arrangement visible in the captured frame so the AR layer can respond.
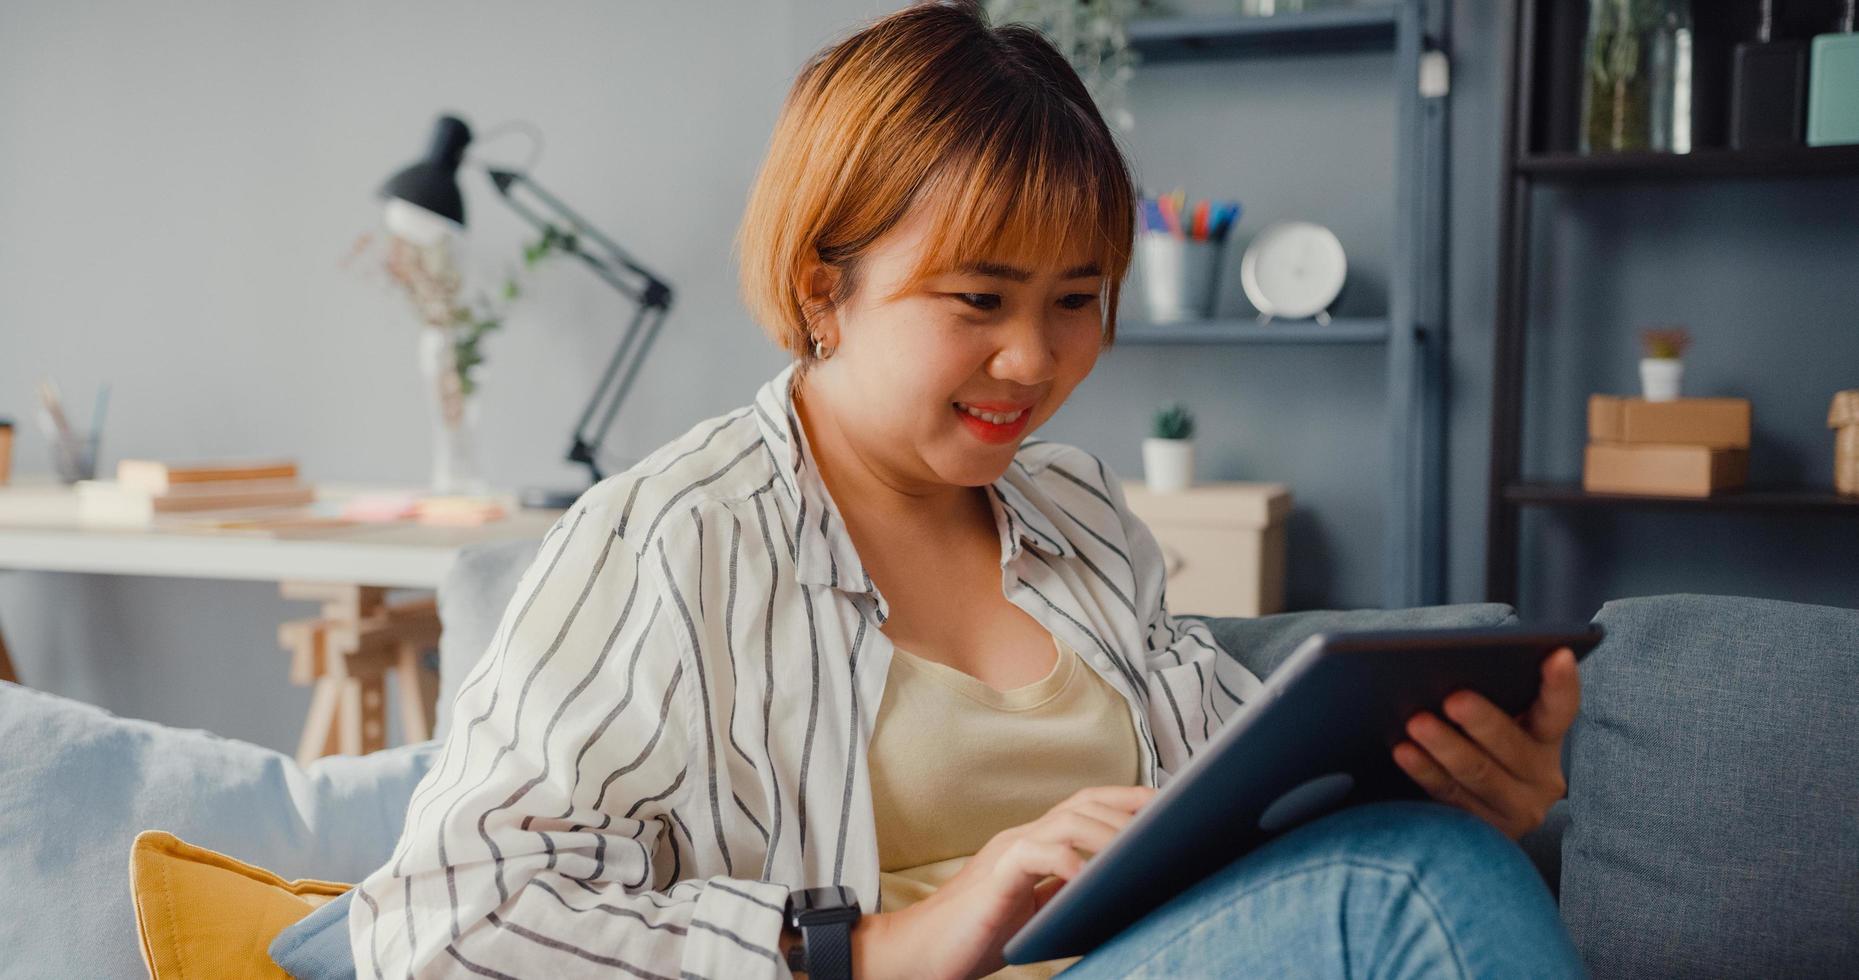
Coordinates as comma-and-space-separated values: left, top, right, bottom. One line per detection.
1639, 325, 1691, 360
344, 226, 572, 411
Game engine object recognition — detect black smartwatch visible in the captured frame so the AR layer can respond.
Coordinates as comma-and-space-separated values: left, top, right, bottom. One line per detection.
784, 885, 860, 980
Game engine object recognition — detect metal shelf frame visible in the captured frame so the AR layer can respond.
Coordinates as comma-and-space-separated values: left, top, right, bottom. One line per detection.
1126, 0, 1450, 608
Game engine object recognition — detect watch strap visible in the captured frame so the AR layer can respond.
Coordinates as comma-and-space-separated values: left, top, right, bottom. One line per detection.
795, 917, 853, 980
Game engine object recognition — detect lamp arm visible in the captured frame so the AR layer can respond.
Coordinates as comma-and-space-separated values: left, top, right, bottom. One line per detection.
483, 167, 675, 488
486, 169, 673, 307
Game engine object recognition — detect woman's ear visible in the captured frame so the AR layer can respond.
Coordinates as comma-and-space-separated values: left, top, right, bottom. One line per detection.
797, 257, 842, 347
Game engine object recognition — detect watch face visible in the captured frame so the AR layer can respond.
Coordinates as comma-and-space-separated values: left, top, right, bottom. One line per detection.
789, 885, 860, 926
1240, 221, 1347, 320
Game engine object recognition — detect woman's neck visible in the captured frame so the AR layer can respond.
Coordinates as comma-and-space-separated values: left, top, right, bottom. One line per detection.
792, 371, 994, 550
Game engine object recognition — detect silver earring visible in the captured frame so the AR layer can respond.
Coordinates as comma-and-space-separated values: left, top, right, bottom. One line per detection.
812, 335, 836, 360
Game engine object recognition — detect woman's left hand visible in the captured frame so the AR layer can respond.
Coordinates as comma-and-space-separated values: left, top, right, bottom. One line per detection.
1391, 647, 1580, 840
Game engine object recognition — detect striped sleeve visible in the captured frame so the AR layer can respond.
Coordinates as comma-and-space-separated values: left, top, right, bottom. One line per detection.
349, 497, 792, 980
1098, 456, 1266, 777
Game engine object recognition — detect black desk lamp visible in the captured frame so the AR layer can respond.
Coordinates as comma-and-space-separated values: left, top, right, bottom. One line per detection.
377, 113, 675, 510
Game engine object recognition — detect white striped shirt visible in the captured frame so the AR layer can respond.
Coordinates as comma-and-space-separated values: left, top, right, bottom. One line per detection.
350, 361, 1266, 979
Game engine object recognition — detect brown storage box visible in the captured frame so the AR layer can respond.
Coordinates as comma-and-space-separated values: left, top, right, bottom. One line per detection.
1588, 395, 1751, 448
1832, 390, 1859, 496
1583, 443, 1748, 497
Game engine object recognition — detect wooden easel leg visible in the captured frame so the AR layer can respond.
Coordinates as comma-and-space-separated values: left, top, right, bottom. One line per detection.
282, 581, 440, 762
297, 677, 342, 768
395, 640, 439, 743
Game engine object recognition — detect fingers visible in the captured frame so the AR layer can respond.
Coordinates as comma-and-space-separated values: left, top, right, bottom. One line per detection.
1402, 711, 1544, 822
1391, 741, 1508, 830
1440, 690, 1540, 783
995, 838, 1087, 887
1523, 647, 1582, 743
1061, 784, 1157, 816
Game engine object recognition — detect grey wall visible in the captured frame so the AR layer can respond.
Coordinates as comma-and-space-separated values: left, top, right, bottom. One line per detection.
0, 0, 886, 752
2, 0, 1851, 754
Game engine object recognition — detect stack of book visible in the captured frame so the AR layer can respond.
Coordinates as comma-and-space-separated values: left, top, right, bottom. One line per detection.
1583, 396, 1752, 498
78, 458, 316, 525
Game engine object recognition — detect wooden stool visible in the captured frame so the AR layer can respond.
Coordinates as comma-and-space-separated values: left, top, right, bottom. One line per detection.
278, 583, 441, 767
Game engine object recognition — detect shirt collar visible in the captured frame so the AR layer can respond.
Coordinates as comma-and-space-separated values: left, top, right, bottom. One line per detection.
751, 364, 1076, 601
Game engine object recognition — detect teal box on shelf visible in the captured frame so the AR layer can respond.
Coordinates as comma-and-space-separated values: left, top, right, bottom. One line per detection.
1809, 5, 1859, 146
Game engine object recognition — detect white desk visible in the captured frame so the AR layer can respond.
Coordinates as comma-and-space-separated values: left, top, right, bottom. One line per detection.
0, 478, 565, 762
0, 479, 561, 587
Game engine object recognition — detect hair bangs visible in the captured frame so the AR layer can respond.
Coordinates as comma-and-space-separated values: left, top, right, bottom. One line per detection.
885, 105, 1134, 333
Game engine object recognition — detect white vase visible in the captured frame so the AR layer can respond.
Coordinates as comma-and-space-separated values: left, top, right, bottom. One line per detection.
419, 326, 489, 495
1639, 357, 1684, 402
1143, 437, 1195, 493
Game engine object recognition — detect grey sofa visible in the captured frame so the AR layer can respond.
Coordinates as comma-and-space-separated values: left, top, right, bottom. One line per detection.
3, 540, 1853, 978
434, 540, 1859, 978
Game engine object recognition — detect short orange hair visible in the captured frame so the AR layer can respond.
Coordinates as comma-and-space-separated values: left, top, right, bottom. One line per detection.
735, 0, 1137, 370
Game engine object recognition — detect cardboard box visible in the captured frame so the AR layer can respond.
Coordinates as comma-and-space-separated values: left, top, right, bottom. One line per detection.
1583, 443, 1748, 497
1121, 480, 1290, 617
1588, 395, 1751, 448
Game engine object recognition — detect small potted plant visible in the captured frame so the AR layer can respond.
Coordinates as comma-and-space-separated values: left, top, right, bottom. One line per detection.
1639, 325, 1691, 402
1144, 403, 1196, 493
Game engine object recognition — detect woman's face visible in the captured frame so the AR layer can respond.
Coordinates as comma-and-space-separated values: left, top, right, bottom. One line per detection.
804, 202, 1107, 491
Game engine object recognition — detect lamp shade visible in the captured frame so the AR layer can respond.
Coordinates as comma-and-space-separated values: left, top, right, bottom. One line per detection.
378, 114, 473, 243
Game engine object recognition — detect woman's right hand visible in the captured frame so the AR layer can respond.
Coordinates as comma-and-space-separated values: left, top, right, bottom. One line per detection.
851, 784, 1158, 980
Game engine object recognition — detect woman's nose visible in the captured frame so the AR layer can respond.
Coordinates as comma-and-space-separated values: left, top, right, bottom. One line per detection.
989, 315, 1059, 385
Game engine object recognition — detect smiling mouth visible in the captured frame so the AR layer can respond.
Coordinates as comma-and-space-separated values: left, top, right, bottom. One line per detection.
953, 401, 1031, 425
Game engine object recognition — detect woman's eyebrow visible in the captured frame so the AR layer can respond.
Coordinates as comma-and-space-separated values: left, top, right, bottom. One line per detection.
957, 260, 1102, 282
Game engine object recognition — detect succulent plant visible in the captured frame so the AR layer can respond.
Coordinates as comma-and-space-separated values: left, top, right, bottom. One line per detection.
1640, 325, 1691, 360
1152, 403, 1194, 440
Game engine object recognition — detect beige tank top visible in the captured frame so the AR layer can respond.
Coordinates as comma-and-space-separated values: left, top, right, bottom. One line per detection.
867, 632, 1142, 980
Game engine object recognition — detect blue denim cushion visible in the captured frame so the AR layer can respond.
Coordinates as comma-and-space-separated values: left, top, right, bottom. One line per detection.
0, 682, 435, 980
269, 888, 358, 980
1562, 593, 1859, 978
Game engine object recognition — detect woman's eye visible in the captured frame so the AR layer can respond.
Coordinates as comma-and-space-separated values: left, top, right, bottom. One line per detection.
955, 293, 1001, 311
1060, 293, 1098, 310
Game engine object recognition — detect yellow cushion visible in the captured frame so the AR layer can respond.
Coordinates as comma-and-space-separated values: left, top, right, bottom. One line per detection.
128, 830, 352, 979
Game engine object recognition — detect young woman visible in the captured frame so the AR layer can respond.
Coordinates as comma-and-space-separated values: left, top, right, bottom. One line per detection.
352, 2, 1584, 977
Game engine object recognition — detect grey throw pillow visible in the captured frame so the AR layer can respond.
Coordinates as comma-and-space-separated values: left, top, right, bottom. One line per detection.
1562, 593, 1859, 979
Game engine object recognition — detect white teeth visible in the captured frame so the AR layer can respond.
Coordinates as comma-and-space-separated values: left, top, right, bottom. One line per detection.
955, 402, 1024, 425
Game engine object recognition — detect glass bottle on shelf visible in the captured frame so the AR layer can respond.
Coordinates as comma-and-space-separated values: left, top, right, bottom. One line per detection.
1581, 0, 1696, 154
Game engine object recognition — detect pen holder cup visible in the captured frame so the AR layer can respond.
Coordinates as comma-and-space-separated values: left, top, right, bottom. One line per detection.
51, 432, 101, 484
1138, 232, 1222, 324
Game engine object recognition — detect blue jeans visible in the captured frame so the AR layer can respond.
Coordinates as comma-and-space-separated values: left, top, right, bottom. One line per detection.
1055, 801, 1584, 979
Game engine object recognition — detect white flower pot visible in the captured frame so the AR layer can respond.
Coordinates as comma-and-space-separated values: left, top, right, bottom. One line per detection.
1143, 438, 1195, 493
1639, 357, 1684, 402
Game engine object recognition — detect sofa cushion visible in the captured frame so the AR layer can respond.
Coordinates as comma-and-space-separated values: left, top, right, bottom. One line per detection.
1191, 601, 1519, 681
129, 830, 348, 979
1562, 594, 1859, 978
434, 536, 544, 739
268, 889, 357, 980
0, 681, 435, 980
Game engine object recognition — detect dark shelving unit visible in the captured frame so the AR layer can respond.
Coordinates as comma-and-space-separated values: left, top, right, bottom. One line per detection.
1518, 144, 1859, 182
1504, 483, 1859, 514
1485, 0, 1859, 605
1118, 316, 1392, 346
1127, 5, 1402, 60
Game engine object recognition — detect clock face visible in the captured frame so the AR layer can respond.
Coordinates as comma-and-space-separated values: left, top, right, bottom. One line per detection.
1239, 222, 1347, 320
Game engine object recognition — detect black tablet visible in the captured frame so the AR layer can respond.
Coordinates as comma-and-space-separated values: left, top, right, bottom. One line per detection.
1003, 622, 1606, 965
